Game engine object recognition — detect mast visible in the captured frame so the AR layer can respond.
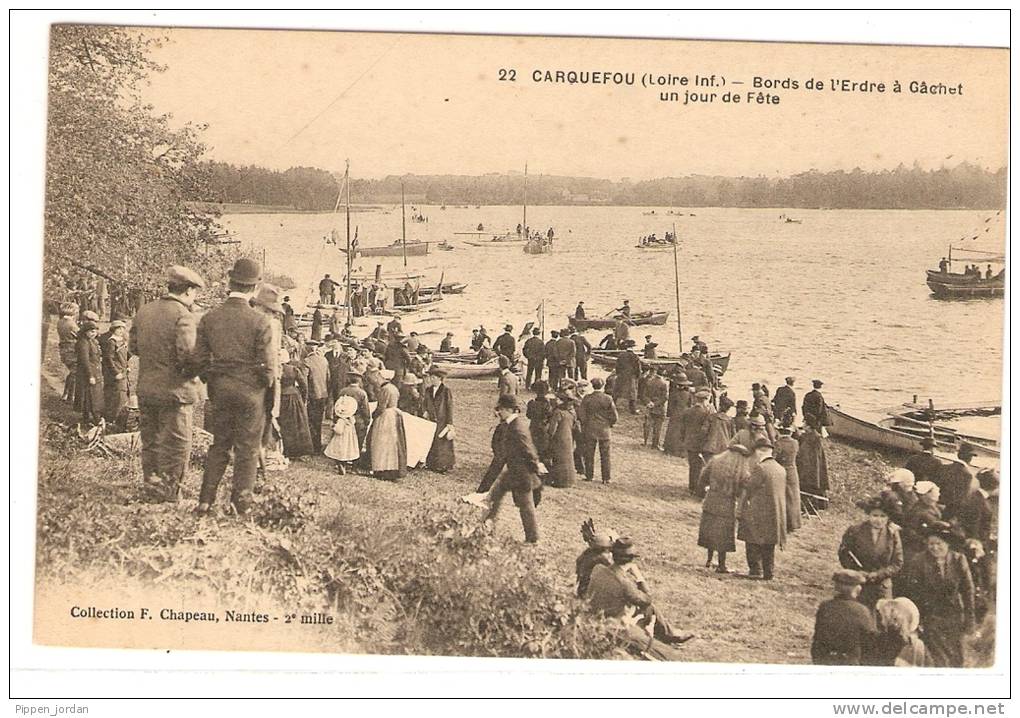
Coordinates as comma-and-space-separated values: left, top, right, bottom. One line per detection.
672, 222, 683, 349
345, 161, 352, 326
401, 182, 408, 268
523, 163, 528, 238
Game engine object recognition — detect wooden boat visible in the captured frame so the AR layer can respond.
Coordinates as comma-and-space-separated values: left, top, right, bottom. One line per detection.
437, 241, 455, 251
430, 359, 501, 379
356, 240, 430, 258
590, 349, 731, 377
926, 270, 1004, 298
568, 311, 670, 331
463, 234, 525, 247
635, 241, 678, 250
827, 405, 999, 464
418, 282, 467, 296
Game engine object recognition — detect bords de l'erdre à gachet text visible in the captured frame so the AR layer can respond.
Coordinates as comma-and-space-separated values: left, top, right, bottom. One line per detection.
498, 68, 964, 107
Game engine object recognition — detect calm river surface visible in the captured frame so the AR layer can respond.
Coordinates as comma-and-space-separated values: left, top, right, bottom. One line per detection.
222, 206, 1005, 430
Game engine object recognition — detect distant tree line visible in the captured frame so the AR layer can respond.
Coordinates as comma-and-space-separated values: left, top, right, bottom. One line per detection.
192, 161, 1006, 211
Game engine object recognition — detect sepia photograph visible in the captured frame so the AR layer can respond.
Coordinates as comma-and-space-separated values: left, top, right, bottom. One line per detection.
11, 9, 1010, 704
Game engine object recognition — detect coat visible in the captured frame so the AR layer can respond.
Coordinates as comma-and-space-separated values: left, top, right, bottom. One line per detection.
493, 332, 516, 359
571, 334, 592, 365
772, 384, 797, 423
75, 334, 104, 419
57, 316, 79, 368
129, 294, 201, 404
679, 402, 712, 452
545, 403, 578, 488
613, 350, 641, 395
737, 456, 787, 547
422, 382, 455, 471
522, 336, 545, 362
526, 396, 554, 461
195, 297, 275, 393
902, 550, 975, 667
796, 427, 829, 496
543, 338, 559, 368
578, 391, 618, 441
643, 374, 669, 416
934, 461, 978, 520
303, 353, 330, 401
901, 501, 944, 559
802, 389, 831, 430
702, 411, 735, 455
698, 447, 751, 553
904, 451, 945, 485
811, 598, 877, 665
279, 363, 314, 457
838, 521, 904, 606
480, 415, 542, 493
957, 489, 993, 544
555, 337, 577, 370
773, 435, 802, 532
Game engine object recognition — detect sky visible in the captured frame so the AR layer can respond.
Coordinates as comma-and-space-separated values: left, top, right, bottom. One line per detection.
140, 26, 1009, 180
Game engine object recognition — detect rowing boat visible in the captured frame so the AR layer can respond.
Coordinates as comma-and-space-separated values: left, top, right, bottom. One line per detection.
356, 241, 430, 258
568, 311, 670, 330
827, 405, 999, 464
431, 359, 502, 379
925, 270, 1004, 298
590, 349, 731, 377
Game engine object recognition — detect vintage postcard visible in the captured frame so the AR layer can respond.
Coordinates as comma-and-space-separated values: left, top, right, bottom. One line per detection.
28, 17, 1007, 682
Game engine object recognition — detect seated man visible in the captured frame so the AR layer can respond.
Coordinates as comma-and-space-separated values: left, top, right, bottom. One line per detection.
586, 538, 694, 646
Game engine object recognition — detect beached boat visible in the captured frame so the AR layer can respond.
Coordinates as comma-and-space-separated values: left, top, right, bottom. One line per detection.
568, 311, 670, 331
827, 405, 999, 463
356, 240, 430, 258
430, 359, 501, 379
925, 270, 1004, 298
590, 349, 731, 377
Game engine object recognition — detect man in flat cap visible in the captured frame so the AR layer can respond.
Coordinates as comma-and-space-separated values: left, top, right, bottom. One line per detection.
129, 265, 205, 501
810, 570, 877, 665
101, 319, 130, 428
194, 258, 275, 516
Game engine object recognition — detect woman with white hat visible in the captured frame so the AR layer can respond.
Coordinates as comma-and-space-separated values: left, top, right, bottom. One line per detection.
872, 597, 931, 666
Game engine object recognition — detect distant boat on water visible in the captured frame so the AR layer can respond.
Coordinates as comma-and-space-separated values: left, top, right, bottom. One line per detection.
927, 245, 1005, 298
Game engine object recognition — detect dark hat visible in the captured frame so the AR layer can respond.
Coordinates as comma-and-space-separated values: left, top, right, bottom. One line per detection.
622, 339, 636, 348
304, 339, 323, 347
919, 437, 937, 449
228, 257, 262, 284
832, 569, 866, 586
550, 330, 559, 338
735, 400, 749, 410
253, 284, 283, 314
167, 265, 206, 289
446, 331, 455, 336
977, 468, 999, 491
428, 366, 448, 378
645, 334, 653, 340
81, 321, 98, 332
532, 327, 541, 335
590, 377, 604, 390
498, 355, 510, 369
611, 537, 639, 559
751, 382, 761, 391
958, 443, 978, 459
855, 495, 889, 514
812, 379, 824, 388
283, 296, 290, 302
690, 335, 700, 342
753, 437, 774, 449
718, 395, 734, 410
532, 380, 549, 394
496, 394, 520, 412
785, 376, 795, 384
504, 324, 513, 332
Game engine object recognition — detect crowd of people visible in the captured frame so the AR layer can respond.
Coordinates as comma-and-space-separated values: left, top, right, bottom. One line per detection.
51, 264, 999, 667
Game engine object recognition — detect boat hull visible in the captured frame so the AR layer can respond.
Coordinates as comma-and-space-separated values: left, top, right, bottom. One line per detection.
590, 349, 731, 377
463, 239, 526, 247
926, 270, 1004, 298
431, 360, 501, 379
357, 243, 430, 258
569, 312, 670, 330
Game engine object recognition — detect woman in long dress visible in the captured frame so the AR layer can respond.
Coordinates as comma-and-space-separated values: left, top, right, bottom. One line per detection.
773, 425, 802, 532
422, 368, 455, 472
698, 444, 752, 573
324, 395, 361, 474
797, 425, 829, 502
366, 372, 407, 481
545, 393, 578, 488
278, 360, 314, 458
75, 321, 104, 427
525, 380, 553, 464
662, 376, 693, 456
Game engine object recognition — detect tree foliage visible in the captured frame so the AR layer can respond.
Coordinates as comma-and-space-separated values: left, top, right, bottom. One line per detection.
45, 25, 230, 302
199, 162, 340, 211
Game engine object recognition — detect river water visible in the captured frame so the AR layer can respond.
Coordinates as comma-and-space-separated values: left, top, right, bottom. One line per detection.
221, 206, 1005, 434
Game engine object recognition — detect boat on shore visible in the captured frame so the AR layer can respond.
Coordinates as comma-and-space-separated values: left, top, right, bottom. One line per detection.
568, 311, 670, 331
590, 348, 731, 377
431, 358, 501, 379
827, 405, 999, 465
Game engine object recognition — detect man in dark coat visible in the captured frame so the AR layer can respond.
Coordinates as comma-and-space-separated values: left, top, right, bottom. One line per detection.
383, 335, 412, 383
570, 328, 593, 380
129, 265, 204, 501
338, 373, 371, 452
578, 377, 618, 484
772, 376, 797, 425
522, 328, 545, 388
423, 367, 455, 472
642, 369, 669, 450
680, 388, 713, 495
934, 444, 980, 521
544, 330, 562, 390
811, 570, 877, 665
737, 437, 787, 579
493, 324, 516, 361
802, 379, 831, 431
574, 301, 586, 320
439, 332, 458, 353
642, 335, 658, 359
613, 340, 642, 414
303, 342, 330, 453
555, 329, 577, 384
904, 437, 944, 485
195, 258, 275, 516
473, 394, 543, 543
318, 274, 338, 305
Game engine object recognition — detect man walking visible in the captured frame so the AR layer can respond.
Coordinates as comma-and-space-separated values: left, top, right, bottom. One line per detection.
129, 266, 204, 501
522, 327, 545, 388
578, 377, 618, 484
195, 258, 275, 516
737, 437, 788, 580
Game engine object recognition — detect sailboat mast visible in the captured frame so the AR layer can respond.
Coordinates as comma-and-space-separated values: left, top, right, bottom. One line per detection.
672, 222, 683, 349
401, 183, 407, 268
345, 161, 352, 326
523, 163, 528, 237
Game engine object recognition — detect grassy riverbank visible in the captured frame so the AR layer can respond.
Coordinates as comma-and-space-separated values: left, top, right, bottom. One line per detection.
37, 328, 924, 663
